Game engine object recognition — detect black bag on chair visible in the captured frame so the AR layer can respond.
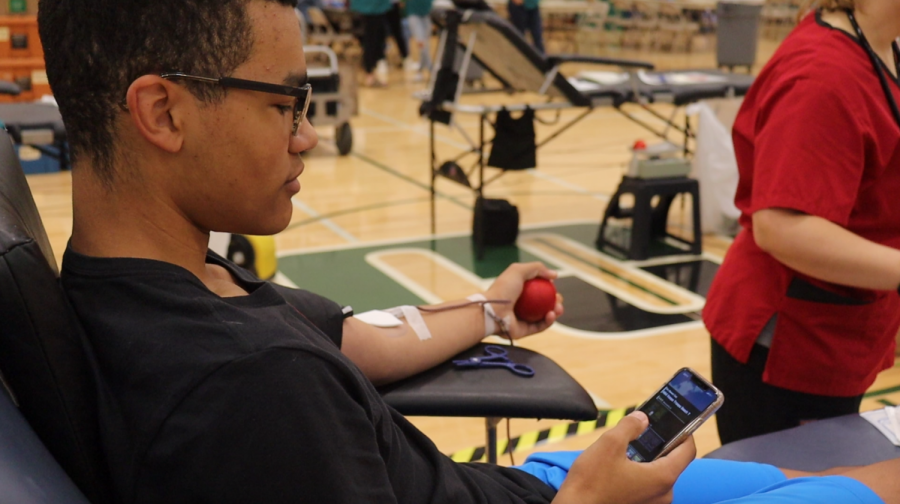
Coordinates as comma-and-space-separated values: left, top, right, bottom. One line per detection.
473, 197, 519, 246
487, 108, 537, 170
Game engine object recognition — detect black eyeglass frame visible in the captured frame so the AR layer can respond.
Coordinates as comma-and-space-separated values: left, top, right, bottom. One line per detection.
160, 72, 312, 135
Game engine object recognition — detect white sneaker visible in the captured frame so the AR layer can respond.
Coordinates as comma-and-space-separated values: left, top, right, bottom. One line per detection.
375, 59, 389, 84
403, 58, 420, 73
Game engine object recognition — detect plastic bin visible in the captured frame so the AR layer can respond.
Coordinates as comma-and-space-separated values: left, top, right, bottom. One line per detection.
716, 1, 762, 71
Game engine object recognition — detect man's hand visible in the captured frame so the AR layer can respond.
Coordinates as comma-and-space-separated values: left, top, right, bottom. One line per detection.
485, 262, 563, 340
552, 412, 695, 504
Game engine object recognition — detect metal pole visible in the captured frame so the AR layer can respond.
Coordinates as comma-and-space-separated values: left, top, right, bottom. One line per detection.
486, 417, 501, 464
431, 119, 437, 235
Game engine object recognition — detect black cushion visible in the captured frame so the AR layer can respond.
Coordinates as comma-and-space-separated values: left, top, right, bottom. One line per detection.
0, 387, 92, 504
0, 129, 112, 504
0, 103, 67, 144
705, 414, 900, 471
379, 343, 598, 420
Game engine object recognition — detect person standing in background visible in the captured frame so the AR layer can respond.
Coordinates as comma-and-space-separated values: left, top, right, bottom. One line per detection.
406, 0, 433, 80
350, 0, 392, 86
508, 0, 544, 53
386, 0, 418, 71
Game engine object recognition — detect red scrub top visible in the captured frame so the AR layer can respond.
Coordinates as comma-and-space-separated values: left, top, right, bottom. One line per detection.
704, 12, 900, 397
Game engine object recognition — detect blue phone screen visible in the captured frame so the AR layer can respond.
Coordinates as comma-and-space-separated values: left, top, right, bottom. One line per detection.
626, 370, 718, 462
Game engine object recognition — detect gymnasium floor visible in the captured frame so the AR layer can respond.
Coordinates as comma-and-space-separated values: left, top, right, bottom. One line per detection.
26, 35, 900, 465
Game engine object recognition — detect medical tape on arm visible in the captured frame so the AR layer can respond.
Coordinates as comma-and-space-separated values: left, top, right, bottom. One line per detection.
385, 306, 433, 341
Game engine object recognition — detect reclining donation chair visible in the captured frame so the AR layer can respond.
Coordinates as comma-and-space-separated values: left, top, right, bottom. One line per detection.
422, 5, 756, 235
0, 128, 112, 503
0, 123, 594, 503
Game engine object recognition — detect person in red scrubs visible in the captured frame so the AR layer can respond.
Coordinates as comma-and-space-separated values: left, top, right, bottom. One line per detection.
703, 0, 900, 444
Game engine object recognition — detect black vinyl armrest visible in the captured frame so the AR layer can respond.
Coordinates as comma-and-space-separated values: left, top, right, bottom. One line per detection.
547, 54, 655, 70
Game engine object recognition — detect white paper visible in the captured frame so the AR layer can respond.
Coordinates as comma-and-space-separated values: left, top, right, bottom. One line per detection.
861, 407, 900, 446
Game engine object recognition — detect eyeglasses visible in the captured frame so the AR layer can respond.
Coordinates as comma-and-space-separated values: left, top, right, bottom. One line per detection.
160, 72, 312, 135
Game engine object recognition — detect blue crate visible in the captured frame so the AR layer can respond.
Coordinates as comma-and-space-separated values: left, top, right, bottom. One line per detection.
16, 144, 62, 174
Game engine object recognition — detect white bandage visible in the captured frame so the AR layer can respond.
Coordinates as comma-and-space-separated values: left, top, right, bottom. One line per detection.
354, 310, 403, 328
467, 294, 512, 338
385, 306, 433, 341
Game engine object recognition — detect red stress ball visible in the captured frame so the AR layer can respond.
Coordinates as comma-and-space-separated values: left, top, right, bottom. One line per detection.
514, 278, 558, 323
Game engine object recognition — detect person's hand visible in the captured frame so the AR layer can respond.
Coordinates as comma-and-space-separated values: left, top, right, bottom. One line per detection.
484, 262, 563, 340
552, 412, 696, 504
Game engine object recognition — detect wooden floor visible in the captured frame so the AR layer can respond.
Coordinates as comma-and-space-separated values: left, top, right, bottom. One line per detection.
26, 33, 900, 466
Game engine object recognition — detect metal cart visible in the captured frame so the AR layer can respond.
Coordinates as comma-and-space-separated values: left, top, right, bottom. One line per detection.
305, 45, 356, 156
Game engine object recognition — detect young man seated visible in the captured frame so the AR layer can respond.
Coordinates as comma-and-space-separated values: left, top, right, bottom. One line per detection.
39, 0, 900, 502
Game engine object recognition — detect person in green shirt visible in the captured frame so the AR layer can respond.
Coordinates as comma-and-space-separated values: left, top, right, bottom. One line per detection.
508, 0, 544, 53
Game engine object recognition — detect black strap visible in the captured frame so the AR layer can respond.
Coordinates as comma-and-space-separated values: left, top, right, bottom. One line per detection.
846, 9, 900, 130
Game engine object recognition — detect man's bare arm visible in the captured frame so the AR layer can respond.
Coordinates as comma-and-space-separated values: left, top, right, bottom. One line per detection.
340, 262, 563, 385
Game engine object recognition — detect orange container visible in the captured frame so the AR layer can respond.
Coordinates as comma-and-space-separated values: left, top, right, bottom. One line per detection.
0, 15, 41, 59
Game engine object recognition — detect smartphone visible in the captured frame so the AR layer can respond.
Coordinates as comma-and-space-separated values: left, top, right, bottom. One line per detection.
626, 368, 724, 462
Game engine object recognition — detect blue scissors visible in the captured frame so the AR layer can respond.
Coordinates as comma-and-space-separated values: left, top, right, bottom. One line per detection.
452, 345, 535, 377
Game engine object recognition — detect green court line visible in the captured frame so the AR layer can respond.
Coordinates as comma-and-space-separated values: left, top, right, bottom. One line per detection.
878, 399, 897, 407
284, 197, 429, 231
532, 237, 680, 306
866, 383, 900, 398
351, 152, 471, 211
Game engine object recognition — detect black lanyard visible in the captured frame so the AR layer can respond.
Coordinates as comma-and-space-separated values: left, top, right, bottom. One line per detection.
846, 9, 900, 130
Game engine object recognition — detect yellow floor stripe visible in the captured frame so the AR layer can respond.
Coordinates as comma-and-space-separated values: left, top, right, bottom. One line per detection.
497, 438, 508, 457
547, 423, 570, 443
516, 430, 541, 452
451, 447, 476, 463
606, 408, 626, 427
577, 419, 598, 435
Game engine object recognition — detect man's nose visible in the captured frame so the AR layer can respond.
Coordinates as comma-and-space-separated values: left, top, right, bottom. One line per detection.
290, 118, 318, 154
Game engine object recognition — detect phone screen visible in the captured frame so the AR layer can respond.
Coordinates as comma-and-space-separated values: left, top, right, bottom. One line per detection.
626, 369, 719, 462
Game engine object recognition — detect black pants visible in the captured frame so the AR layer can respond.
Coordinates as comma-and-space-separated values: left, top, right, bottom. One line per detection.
711, 338, 863, 445
385, 3, 409, 59
507, 2, 544, 54
361, 13, 388, 74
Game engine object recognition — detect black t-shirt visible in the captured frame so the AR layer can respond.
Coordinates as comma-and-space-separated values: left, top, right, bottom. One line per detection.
61, 248, 556, 504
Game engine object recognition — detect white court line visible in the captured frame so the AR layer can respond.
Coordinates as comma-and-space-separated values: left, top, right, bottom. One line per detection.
360, 108, 614, 201
360, 108, 471, 150
277, 218, 601, 257
291, 197, 359, 243
363, 249, 446, 304
518, 233, 706, 315
272, 271, 300, 289
552, 320, 706, 341
526, 169, 610, 202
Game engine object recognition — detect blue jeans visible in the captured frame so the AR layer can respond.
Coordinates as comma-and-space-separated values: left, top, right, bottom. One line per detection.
514, 454, 885, 504
507, 2, 544, 54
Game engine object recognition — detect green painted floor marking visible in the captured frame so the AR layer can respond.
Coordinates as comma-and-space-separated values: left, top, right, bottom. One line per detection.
865, 383, 900, 398
878, 398, 897, 407
284, 197, 429, 232
531, 237, 679, 306
351, 152, 471, 211
277, 224, 591, 312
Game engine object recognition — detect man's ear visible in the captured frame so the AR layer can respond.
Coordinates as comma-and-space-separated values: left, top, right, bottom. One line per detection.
125, 75, 188, 153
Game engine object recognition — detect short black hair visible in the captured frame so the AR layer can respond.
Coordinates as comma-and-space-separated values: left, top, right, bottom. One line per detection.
38, 0, 297, 185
